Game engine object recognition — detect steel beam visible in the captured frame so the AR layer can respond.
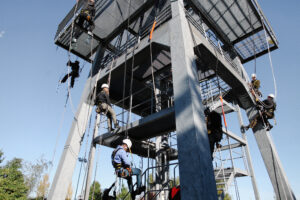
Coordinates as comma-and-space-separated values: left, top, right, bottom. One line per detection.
246, 107, 296, 200
170, 0, 217, 199
48, 47, 105, 200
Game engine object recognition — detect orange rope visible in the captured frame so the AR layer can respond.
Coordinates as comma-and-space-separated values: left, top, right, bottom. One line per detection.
219, 96, 228, 128
149, 20, 157, 40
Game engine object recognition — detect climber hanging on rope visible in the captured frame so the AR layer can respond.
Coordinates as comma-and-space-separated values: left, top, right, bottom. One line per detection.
95, 84, 120, 132
60, 60, 80, 88
205, 108, 223, 160
72, 0, 95, 43
244, 94, 276, 131
111, 139, 146, 200
249, 73, 262, 98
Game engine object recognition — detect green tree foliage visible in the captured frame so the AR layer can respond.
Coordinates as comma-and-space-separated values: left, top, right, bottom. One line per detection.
216, 179, 231, 200
0, 155, 28, 200
0, 150, 4, 164
89, 181, 102, 200
224, 193, 232, 200
117, 184, 131, 200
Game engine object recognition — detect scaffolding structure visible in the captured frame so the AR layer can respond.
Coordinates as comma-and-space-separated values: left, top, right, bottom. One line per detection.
49, 0, 295, 200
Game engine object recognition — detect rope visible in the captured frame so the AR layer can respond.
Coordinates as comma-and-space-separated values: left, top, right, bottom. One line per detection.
261, 20, 277, 99
91, 115, 102, 200
220, 97, 240, 200
149, 19, 159, 111
121, 0, 132, 126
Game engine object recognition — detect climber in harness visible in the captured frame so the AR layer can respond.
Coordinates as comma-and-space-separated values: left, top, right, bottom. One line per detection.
245, 94, 276, 131
250, 73, 262, 98
95, 84, 120, 132
111, 139, 145, 200
72, 0, 95, 43
60, 60, 80, 88
205, 108, 223, 160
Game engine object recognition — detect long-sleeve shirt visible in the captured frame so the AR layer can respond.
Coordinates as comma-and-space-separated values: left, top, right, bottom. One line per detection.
112, 145, 131, 167
67, 61, 80, 73
95, 90, 111, 106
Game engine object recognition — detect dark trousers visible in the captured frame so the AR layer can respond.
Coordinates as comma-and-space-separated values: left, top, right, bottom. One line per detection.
116, 168, 142, 194
61, 72, 79, 88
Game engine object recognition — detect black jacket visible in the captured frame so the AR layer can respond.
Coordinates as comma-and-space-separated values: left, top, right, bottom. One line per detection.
95, 91, 111, 106
207, 111, 222, 132
67, 61, 80, 73
260, 98, 276, 111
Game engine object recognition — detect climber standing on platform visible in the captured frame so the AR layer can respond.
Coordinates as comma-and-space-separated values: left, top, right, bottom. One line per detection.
250, 74, 262, 98
111, 139, 145, 200
73, 0, 95, 43
95, 83, 120, 132
205, 109, 223, 160
60, 60, 80, 88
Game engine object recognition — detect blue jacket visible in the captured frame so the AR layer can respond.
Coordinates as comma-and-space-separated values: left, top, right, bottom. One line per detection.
112, 145, 131, 167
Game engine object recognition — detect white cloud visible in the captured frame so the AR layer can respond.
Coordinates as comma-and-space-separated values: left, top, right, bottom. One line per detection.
0, 31, 5, 38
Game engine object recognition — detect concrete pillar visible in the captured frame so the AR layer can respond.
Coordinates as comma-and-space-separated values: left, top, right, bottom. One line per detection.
169, 0, 218, 199
84, 114, 101, 200
48, 47, 105, 200
246, 107, 296, 200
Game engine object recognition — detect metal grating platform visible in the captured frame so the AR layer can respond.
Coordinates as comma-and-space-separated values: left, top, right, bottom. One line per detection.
188, 0, 278, 63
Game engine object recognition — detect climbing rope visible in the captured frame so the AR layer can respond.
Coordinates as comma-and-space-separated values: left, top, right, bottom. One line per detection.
149, 18, 159, 111
121, 0, 132, 128
261, 20, 277, 99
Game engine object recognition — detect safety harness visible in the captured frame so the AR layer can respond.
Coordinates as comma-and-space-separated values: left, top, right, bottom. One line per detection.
111, 148, 131, 178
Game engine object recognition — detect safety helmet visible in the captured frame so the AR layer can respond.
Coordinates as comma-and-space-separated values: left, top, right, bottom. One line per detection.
101, 83, 109, 89
268, 94, 275, 99
251, 74, 256, 78
123, 139, 132, 149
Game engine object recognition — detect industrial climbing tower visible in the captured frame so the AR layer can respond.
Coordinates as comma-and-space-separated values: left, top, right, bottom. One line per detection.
49, 0, 295, 199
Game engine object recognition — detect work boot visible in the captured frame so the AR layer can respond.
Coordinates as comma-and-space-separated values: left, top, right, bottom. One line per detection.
131, 191, 136, 200
114, 124, 120, 132
243, 125, 249, 131
216, 143, 222, 149
267, 124, 273, 131
135, 186, 146, 195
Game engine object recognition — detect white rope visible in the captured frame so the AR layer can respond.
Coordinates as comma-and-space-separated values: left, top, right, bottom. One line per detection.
261, 22, 277, 99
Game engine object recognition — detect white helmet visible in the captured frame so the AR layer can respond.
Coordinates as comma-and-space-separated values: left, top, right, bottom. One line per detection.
122, 139, 132, 149
251, 73, 256, 78
268, 94, 275, 99
101, 83, 109, 89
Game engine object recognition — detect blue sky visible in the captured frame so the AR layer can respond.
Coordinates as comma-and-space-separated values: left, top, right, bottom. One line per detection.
0, 0, 299, 199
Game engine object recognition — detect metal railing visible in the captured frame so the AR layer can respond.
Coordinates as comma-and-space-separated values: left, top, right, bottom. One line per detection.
185, 10, 248, 83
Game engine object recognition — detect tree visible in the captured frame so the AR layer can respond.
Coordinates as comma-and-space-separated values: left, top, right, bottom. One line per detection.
0, 156, 28, 200
89, 181, 102, 200
36, 174, 50, 199
23, 156, 50, 197
117, 184, 131, 200
216, 180, 232, 200
0, 150, 4, 164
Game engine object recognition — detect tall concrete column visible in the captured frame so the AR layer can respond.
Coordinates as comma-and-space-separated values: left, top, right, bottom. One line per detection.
169, 0, 217, 199
246, 107, 296, 200
48, 47, 105, 200
236, 104, 260, 200
84, 113, 101, 200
